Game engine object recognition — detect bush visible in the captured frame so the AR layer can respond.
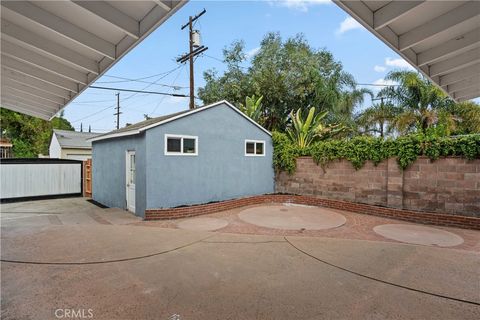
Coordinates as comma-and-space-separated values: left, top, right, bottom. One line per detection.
273, 132, 480, 173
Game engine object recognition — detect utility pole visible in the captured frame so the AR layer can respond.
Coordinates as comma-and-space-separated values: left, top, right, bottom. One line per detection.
114, 92, 122, 129
177, 9, 208, 110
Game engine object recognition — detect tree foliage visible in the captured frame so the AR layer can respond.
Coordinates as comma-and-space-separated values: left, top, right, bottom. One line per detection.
273, 131, 480, 174
286, 107, 342, 148
199, 33, 369, 131
355, 71, 480, 137
0, 108, 74, 157
355, 102, 399, 137
238, 95, 264, 124
378, 71, 450, 134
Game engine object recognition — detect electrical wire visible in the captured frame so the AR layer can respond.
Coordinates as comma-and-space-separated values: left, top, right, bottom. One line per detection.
89, 86, 189, 97
95, 75, 188, 89
204, 54, 399, 87
151, 64, 187, 115
102, 68, 187, 82
70, 99, 117, 104
70, 104, 115, 123
204, 54, 249, 70
356, 83, 399, 87
70, 66, 183, 124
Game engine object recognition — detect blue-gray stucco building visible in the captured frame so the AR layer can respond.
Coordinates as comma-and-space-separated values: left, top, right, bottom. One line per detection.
91, 100, 274, 218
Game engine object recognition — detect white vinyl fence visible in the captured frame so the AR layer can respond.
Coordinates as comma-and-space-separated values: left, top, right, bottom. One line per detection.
0, 159, 82, 200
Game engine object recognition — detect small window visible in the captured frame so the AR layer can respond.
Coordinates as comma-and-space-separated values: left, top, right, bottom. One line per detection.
246, 142, 255, 154
245, 140, 265, 156
183, 138, 196, 154
165, 135, 198, 156
129, 154, 135, 184
167, 137, 181, 153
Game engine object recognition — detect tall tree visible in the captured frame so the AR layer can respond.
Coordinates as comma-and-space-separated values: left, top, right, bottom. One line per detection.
378, 71, 450, 134
199, 33, 367, 131
0, 108, 74, 157
198, 40, 253, 106
355, 102, 399, 137
440, 100, 480, 135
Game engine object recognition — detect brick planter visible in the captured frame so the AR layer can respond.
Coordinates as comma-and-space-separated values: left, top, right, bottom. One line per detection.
144, 194, 480, 230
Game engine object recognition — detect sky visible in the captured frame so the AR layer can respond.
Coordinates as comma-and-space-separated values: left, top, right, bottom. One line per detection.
63, 0, 417, 133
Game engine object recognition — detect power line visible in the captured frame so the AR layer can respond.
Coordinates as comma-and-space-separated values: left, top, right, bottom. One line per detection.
356, 83, 399, 87
70, 99, 116, 104
70, 104, 115, 123
89, 86, 190, 97
204, 54, 249, 70
102, 68, 186, 82
120, 65, 183, 104
151, 64, 187, 115
95, 75, 188, 89
70, 66, 183, 124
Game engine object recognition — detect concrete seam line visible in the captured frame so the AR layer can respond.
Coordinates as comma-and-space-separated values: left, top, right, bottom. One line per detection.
0, 234, 216, 266
0, 211, 66, 215
201, 240, 286, 244
283, 237, 480, 306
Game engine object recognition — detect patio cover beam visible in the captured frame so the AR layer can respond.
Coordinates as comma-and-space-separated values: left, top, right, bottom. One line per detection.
71, 1, 140, 39
399, 1, 479, 51
2, 1, 116, 59
374, 1, 424, 30
2, 55, 79, 93
1, 79, 66, 105
1, 68, 72, 100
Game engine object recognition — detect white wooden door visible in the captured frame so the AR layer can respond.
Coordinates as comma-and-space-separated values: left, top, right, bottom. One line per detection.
126, 151, 136, 213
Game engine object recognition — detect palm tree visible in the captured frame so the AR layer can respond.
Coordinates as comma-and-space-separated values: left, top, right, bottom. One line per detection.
314, 71, 373, 131
286, 107, 342, 148
440, 100, 480, 134
356, 102, 399, 137
379, 70, 449, 134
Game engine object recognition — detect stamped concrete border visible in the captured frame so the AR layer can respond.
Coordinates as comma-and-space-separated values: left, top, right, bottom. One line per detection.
145, 194, 480, 230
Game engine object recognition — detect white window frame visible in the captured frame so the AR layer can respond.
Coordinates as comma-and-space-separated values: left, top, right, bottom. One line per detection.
164, 134, 198, 156
245, 139, 265, 157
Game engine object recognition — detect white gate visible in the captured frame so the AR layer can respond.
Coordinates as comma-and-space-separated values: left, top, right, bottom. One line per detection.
0, 159, 82, 200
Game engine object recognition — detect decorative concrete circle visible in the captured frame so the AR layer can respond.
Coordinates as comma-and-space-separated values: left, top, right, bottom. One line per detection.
373, 224, 464, 247
177, 217, 229, 231
238, 204, 346, 230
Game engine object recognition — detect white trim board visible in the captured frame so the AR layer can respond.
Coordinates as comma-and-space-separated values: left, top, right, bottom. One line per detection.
164, 134, 198, 156
245, 139, 266, 157
90, 100, 271, 142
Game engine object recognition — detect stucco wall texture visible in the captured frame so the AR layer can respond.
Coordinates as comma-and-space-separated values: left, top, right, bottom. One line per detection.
92, 103, 274, 217
276, 157, 480, 218
92, 134, 146, 216
145, 103, 274, 209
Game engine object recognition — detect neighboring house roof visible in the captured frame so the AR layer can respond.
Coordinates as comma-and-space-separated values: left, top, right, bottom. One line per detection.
53, 129, 100, 149
90, 100, 271, 142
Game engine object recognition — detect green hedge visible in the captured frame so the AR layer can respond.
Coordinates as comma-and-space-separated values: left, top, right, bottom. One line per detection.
272, 132, 480, 174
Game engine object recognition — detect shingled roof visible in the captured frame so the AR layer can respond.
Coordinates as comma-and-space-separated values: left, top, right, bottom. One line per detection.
90, 100, 271, 142
53, 129, 100, 149
100, 109, 191, 136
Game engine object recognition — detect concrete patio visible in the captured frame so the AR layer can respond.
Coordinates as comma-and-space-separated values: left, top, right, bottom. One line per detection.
1, 198, 479, 319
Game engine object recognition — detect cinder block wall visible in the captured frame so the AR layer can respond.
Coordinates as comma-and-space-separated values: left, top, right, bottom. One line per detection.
275, 157, 480, 217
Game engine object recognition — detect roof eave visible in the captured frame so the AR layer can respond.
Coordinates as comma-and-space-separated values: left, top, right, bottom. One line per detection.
89, 100, 271, 143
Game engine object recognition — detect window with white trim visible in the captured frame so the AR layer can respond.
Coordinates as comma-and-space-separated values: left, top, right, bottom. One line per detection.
165, 135, 198, 155
245, 140, 265, 156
